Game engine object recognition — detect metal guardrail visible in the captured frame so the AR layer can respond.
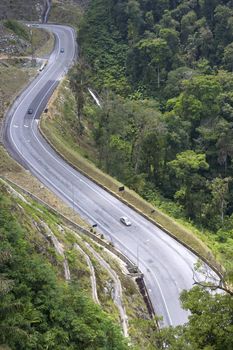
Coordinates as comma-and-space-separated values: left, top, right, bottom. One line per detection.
0, 176, 156, 320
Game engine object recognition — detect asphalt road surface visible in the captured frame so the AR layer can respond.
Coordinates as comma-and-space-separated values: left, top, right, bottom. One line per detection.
4, 24, 211, 327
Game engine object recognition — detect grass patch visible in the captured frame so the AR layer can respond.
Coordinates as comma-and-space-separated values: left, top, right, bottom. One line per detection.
0, 146, 23, 173
35, 31, 54, 57
68, 229, 156, 348
0, 180, 65, 276
32, 28, 54, 58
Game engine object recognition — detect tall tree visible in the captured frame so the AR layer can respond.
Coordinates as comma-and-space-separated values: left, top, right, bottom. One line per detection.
69, 60, 90, 135
168, 150, 209, 217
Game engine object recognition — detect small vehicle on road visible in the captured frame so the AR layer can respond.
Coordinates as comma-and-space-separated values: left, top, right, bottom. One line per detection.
60, 48, 64, 53
120, 216, 132, 226
27, 108, 33, 115
39, 62, 47, 72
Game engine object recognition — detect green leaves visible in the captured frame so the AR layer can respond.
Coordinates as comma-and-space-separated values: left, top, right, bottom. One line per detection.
169, 151, 209, 179
179, 287, 233, 350
77, 0, 233, 282
168, 151, 209, 217
0, 188, 128, 350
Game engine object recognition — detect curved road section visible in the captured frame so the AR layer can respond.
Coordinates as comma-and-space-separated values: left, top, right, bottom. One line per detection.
4, 24, 208, 327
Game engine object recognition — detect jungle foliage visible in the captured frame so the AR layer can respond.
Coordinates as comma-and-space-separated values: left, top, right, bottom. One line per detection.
76, 1, 233, 275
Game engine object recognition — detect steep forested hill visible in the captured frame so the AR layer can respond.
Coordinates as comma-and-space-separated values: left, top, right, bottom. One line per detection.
80, 0, 233, 96
76, 0, 233, 275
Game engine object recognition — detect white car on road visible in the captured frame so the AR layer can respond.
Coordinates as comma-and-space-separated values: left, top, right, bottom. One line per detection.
120, 216, 132, 226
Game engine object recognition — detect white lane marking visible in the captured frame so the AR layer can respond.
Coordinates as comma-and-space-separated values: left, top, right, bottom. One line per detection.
13, 125, 19, 128
149, 270, 173, 325
24, 125, 29, 128
8, 25, 174, 327
31, 105, 196, 276
27, 41, 191, 327
31, 85, 183, 327
29, 38, 130, 214
14, 96, 175, 327
120, 242, 173, 326
10, 32, 61, 129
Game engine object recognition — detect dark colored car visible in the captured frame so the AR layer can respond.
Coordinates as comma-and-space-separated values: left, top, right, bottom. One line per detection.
28, 108, 33, 115
60, 48, 64, 53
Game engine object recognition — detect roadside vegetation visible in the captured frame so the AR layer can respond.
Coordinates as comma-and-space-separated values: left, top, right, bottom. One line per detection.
1, 1, 233, 349
1, 179, 233, 349
0, 20, 53, 120
0, 18, 154, 347
0, 61, 35, 120
0, 181, 129, 349
41, 0, 233, 283
0, 19, 53, 57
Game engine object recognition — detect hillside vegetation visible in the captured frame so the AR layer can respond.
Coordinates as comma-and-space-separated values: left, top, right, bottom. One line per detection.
1, 178, 233, 350
0, 20, 53, 120
61, 0, 233, 278
0, 0, 45, 21
1, 1, 233, 348
0, 181, 130, 349
48, 0, 84, 27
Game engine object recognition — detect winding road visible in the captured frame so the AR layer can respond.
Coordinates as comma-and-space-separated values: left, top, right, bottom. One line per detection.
4, 24, 209, 327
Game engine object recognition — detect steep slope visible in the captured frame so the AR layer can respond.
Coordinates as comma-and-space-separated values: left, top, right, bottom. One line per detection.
80, 0, 233, 95
0, 181, 130, 349
0, 0, 46, 21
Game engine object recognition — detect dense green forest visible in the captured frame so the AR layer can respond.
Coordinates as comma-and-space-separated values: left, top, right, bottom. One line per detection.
75, 0, 233, 275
